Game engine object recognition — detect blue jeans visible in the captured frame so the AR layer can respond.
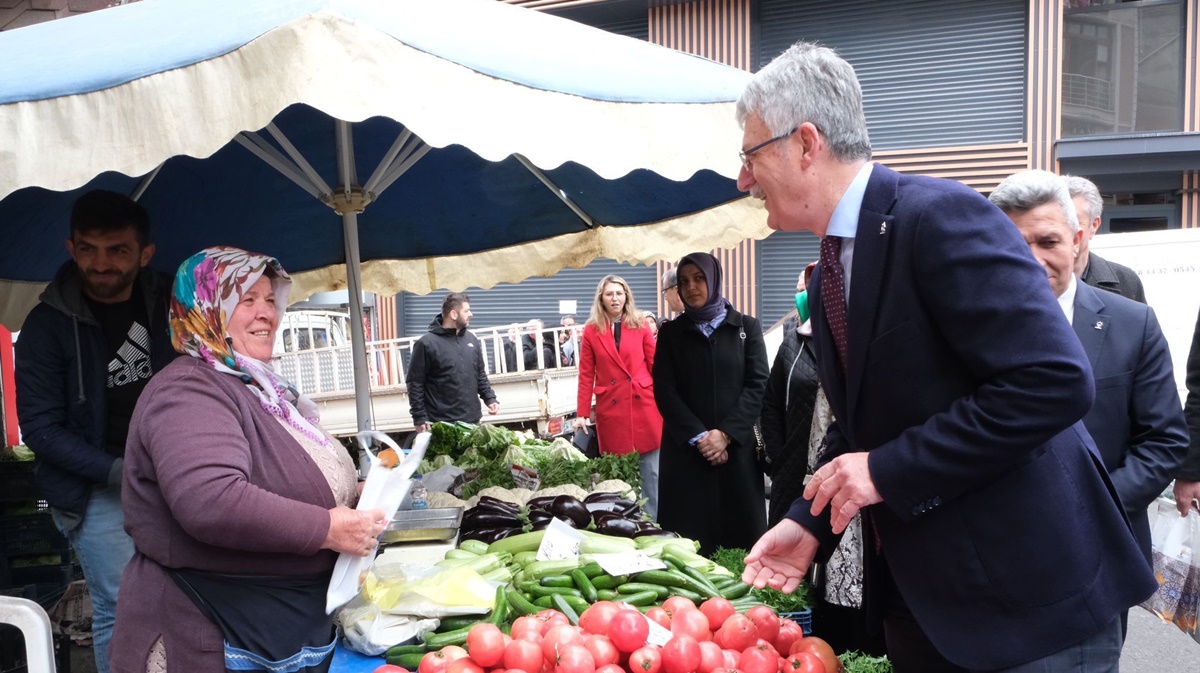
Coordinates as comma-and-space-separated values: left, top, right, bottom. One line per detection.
52, 487, 134, 673
639, 449, 660, 521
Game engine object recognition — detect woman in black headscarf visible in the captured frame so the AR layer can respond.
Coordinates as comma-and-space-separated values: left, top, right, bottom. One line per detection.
652, 252, 770, 555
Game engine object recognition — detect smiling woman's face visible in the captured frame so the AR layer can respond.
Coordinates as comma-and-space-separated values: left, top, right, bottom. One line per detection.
228, 275, 279, 362
677, 263, 708, 308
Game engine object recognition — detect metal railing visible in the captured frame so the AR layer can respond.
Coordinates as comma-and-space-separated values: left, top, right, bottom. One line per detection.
274, 323, 580, 397
1063, 73, 1114, 112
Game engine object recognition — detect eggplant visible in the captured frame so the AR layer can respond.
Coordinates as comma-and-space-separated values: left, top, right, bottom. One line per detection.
596, 517, 640, 538
553, 515, 578, 529
525, 496, 558, 511
633, 528, 679, 538
550, 496, 592, 528
462, 526, 519, 543
635, 521, 659, 532
610, 499, 637, 509
462, 510, 521, 530
591, 510, 624, 525
528, 511, 552, 524
585, 501, 624, 514
620, 502, 643, 518
530, 520, 550, 531
584, 491, 625, 504
477, 496, 520, 513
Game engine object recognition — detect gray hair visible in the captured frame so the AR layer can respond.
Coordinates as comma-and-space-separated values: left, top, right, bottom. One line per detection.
989, 170, 1079, 233
660, 266, 677, 289
736, 42, 872, 163
1063, 175, 1103, 224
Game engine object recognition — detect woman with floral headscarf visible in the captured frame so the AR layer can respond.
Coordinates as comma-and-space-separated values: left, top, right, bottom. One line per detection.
652, 252, 770, 556
109, 247, 385, 673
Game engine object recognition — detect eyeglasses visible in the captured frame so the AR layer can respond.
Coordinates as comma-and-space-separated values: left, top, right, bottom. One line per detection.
660, 286, 676, 295
739, 127, 797, 171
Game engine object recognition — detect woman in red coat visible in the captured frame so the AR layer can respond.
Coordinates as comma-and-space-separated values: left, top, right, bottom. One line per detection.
574, 274, 664, 518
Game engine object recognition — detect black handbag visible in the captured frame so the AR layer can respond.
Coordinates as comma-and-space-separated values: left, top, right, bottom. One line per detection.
753, 422, 770, 474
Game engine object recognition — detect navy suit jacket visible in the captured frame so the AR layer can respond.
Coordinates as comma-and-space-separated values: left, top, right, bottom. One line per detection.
787, 164, 1155, 669
1072, 280, 1188, 562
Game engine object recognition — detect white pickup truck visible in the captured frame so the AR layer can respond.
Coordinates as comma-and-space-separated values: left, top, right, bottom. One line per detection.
272, 312, 580, 437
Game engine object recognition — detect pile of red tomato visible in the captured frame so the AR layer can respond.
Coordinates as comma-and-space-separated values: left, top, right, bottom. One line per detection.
373, 595, 841, 673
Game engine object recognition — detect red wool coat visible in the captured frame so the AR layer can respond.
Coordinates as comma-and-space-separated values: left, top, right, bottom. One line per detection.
577, 322, 663, 455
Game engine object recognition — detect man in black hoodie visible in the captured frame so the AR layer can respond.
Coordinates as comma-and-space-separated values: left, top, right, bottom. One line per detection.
409, 292, 499, 432
15, 190, 176, 673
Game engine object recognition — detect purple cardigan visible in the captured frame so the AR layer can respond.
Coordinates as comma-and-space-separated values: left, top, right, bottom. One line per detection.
110, 357, 340, 673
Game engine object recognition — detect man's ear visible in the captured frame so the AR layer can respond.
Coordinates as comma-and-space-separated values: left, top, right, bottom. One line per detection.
1072, 228, 1084, 257
796, 122, 822, 165
139, 242, 156, 267
65, 238, 76, 259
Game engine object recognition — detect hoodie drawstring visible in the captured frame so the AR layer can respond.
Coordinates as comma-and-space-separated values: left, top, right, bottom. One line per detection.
72, 315, 87, 404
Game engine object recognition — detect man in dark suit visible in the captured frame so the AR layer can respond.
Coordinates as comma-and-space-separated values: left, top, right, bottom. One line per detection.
1174, 307, 1200, 515
736, 43, 1155, 672
990, 170, 1187, 630
1065, 175, 1147, 303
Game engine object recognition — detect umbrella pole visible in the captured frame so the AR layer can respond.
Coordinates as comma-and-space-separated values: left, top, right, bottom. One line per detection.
340, 207, 374, 433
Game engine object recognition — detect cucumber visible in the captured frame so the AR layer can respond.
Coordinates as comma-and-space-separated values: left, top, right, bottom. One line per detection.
437, 615, 483, 632
551, 593, 581, 625
614, 590, 658, 607
506, 588, 540, 616
667, 587, 703, 603
486, 585, 509, 626
386, 652, 426, 669
719, 582, 752, 600
579, 562, 605, 578
596, 589, 618, 601
423, 625, 472, 649
590, 574, 629, 590
616, 582, 669, 599
383, 644, 427, 658
540, 575, 577, 588
527, 584, 584, 598
570, 569, 599, 603
633, 570, 687, 588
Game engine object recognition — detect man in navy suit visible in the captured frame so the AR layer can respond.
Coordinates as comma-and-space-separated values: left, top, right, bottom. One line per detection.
990, 169, 1187, 633
737, 43, 1155, 672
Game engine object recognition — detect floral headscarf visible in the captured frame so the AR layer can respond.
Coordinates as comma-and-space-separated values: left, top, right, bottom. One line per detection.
169, 246, 331, 446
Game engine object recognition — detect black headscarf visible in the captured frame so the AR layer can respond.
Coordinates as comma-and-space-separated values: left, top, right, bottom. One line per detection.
679, 252, 726, 323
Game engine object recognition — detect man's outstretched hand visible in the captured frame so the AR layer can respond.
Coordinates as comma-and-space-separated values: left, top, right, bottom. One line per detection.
741, 519, 820, 594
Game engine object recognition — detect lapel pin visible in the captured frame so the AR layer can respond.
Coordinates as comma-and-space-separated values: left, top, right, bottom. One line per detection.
879, 221, 887, 235
1093, 321, 1104, 330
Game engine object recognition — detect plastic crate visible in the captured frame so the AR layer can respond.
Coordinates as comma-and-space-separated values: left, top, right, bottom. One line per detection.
1, 514, 68, 559
0, 462, 38, 504
780, 609, 813, 635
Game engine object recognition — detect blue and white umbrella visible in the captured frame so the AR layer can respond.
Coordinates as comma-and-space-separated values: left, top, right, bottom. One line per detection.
0, 0, 765, 427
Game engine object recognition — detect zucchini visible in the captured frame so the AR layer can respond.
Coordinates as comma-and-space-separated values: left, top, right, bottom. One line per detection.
444, 548, 481, 560
386, 652, 426, 669
458, 539, 490, 555
524, 559, 582, 580
487, 531, 546, 555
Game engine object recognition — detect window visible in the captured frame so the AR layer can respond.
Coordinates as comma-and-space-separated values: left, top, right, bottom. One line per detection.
1062, 0, 1183, 137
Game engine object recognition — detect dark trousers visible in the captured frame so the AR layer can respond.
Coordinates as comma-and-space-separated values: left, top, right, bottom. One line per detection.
882, 567, 1123, 673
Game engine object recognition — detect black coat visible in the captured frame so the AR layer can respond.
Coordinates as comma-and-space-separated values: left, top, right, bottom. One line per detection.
652, 306, 769, 556
760, 318, 819, 527
1179, 303, 1200, 481
408, 317, 497, 425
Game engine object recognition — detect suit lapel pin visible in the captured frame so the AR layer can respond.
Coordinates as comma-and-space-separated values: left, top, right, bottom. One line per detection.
879, 221, 887, 235
1093, 321, 1104, 330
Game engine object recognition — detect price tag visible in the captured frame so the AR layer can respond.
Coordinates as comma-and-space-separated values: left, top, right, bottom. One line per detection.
511, 465, 540, 491
535, 518, 583, 561
589, 552, 666, 576
644, 615, 673, 647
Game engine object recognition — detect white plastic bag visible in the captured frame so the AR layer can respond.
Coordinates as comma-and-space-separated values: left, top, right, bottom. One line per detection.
1140, 497, 1200, 643
337, 593, 438, 656
326, 431, 428, 614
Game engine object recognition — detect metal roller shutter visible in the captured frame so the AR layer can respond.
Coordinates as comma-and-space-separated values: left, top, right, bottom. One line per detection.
756, 0, 1026, 150
758, 230, 820, 329
398, 258, 658, 336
